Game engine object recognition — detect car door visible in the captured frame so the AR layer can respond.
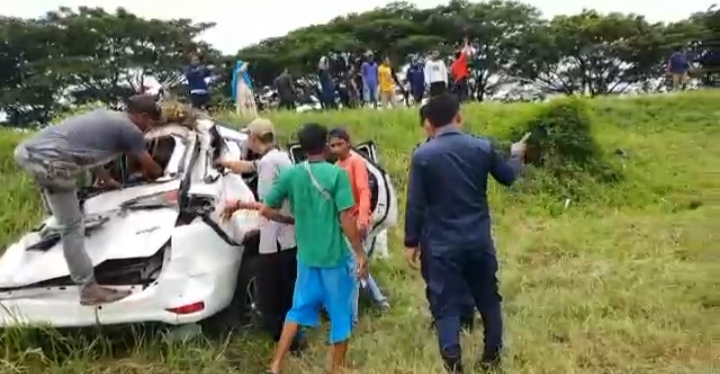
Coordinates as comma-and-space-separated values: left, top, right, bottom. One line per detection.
286, 141, 398, 240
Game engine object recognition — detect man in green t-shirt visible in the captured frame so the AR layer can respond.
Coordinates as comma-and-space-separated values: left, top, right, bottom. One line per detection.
258, 123, 368, 374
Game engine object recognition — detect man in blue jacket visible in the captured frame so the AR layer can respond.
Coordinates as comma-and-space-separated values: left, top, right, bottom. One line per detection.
405, 93, 529, 373
416, 106, 476, 332
184, 54, 212, 110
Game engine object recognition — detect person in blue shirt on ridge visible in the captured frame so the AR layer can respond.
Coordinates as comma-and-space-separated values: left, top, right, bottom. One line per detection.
184, 54, 212, 110
407, 58, 426, 105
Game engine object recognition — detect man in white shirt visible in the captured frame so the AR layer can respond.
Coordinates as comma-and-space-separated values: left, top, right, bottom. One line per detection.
424, 49, 449, 98
218, 118, 304, 352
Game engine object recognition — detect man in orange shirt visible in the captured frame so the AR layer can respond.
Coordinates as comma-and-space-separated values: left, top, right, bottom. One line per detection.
450, 38, 471, 102
329, 128, 390, 320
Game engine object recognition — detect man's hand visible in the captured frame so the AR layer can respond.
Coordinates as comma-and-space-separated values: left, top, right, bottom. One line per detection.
92, 167, 122, 190
101, 178, 122, 190
355, 251, 369, 280
357, 222, 369, 240
405, 247, 420, 270
215, 158, 254, 174
220, 200, 240, 222
259, 204, 295, 224
221, 200, 263, 221
134, 151, 163, 181
510, 132, 531, 159
238, 201, 263, 210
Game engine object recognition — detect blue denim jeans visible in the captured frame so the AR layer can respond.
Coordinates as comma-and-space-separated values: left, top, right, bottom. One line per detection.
349, 241, 388, 322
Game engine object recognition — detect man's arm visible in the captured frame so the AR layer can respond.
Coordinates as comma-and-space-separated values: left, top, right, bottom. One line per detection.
487, 139, 523, 187
360, 63, 368, 86
391, 67, 402, 88
259, 168, 294, 224
352, 158, 372, 227
132, 151, 164, 181
334, 172, 363, 257
259, 206, 295, 224
441, 62, 449, 85
404, 151, 427, 248
290, 78, 297, 96
217, 159, 255, 174
118, 122, 162, 181
423, 62, 431, 86
91, 166, 119, 186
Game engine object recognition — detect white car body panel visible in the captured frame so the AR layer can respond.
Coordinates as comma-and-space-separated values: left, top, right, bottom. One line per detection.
0, 207, 178, 288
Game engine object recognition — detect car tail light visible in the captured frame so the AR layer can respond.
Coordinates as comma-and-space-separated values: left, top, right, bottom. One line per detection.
166, 301, 205, 315
163, 190, 179, 202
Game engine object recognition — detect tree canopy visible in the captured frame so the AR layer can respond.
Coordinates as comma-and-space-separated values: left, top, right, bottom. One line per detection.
0, 1, 717, 126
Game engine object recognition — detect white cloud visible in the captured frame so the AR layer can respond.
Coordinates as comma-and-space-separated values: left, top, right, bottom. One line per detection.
4, 0, 715, 54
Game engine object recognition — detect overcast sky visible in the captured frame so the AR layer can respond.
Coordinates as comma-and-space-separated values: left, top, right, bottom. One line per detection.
4, 0, 715, 54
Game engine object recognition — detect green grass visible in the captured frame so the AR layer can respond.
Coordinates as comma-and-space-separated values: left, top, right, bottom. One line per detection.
0, 91, 718, 374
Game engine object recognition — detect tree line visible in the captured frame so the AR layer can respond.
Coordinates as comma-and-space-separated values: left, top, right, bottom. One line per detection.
1, 0, 718, 126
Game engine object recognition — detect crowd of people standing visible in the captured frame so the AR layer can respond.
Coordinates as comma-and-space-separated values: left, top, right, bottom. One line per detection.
308, 38, 476, 110
180, 38, 479, 114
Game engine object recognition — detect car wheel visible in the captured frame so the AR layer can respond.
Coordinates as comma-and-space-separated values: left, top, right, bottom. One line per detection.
200, 254, 262, 337
237, 255, 263, 324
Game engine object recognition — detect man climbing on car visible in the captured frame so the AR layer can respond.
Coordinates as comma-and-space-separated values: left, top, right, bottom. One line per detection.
13, 94, 164, 306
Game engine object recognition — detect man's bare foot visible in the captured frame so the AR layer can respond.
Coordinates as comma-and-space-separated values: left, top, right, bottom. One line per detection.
80, 284, 131, 305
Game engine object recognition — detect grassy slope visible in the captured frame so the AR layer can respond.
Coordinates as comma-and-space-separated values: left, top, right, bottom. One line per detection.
0, 92, 718, 374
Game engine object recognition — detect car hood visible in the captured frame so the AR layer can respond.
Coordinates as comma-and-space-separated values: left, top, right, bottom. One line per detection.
0, 182, 181, 289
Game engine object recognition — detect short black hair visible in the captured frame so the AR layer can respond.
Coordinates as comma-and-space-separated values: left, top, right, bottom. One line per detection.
419, 105, 429, 126
328, 127, 350, 142
127, 94, 162, 120
424, 93, 459, 128
297, 123, 329, 155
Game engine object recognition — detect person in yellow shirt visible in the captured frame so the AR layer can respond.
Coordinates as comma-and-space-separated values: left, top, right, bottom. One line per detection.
378, 56, 396, 108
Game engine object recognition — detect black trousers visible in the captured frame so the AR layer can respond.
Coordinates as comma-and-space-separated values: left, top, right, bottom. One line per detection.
454, 78, 469, 102
420, 249, 475, 321
256, 247, 298, 341
412, 87, 424, 104
189, 93, 210, 110
278, 98, 296, 111
429, 82, 447, 97
427, 248, 503, 361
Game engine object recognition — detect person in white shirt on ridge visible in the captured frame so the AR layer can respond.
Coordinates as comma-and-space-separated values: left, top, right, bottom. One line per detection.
424, 48, 449, 98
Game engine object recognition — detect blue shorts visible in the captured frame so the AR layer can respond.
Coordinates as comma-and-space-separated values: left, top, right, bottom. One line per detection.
285, 258, 355, 344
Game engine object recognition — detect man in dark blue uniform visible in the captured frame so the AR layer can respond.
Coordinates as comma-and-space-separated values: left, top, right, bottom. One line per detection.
416, 106, 476, 331
405, 93, 529, 373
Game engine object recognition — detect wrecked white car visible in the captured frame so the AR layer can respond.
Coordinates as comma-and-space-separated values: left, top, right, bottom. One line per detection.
0, 119, 398, 329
